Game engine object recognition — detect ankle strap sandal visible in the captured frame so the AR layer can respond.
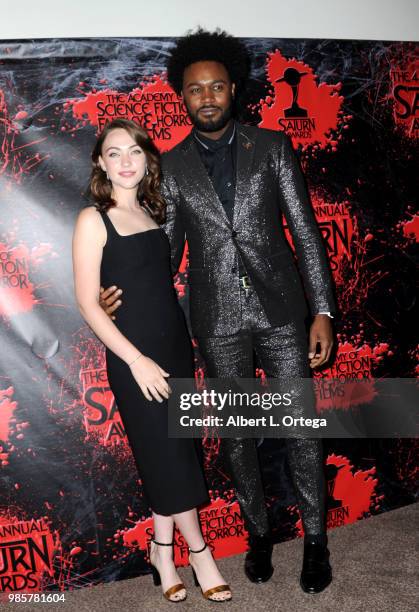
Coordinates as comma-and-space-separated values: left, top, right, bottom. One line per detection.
150, 538, 186, 603
189, 543, 232, 602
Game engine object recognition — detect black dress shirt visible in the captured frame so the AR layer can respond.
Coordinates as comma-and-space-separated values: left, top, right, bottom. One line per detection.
193, 120, 237, 222
193, 121, 247, 276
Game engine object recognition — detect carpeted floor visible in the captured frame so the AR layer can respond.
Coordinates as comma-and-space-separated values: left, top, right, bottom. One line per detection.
3, 503, 418, 612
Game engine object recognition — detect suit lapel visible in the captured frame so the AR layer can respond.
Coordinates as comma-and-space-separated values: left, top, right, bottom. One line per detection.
233, 126, 257, 225
179, 134, 231, 226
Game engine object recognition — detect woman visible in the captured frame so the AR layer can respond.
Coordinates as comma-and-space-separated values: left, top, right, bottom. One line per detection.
72, 118, 231, 603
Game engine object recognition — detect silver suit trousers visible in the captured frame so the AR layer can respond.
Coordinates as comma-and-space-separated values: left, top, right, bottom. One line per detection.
197, 283, 326, 537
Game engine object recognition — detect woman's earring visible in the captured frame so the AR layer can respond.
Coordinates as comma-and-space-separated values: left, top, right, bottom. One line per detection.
145, 166, 149, 176
106, 170, 109, 180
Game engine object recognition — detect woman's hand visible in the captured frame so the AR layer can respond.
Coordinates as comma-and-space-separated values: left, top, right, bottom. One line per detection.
129, 354, 171, 402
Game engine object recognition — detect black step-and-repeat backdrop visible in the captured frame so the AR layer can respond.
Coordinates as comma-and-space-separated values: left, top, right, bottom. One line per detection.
0, 37, 417, 593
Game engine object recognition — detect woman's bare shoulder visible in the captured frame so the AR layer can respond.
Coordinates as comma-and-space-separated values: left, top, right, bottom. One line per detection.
77, 204, 101, 220
76, 205, 105, 227
74, 206, 106, 245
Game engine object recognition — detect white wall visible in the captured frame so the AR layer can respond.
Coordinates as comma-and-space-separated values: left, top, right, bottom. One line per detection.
1, 0, 418, 40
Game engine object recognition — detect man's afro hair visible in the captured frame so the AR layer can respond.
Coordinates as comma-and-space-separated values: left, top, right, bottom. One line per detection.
166, 27, 250, 95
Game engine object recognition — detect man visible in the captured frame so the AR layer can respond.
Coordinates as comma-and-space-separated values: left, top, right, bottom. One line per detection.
101, 29, 335, 593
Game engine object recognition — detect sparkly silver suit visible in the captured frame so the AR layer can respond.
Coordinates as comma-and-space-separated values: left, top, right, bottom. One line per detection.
161, 124, 336, 537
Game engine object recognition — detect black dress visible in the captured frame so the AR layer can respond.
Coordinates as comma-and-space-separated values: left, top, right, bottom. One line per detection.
99, 209, 208, 515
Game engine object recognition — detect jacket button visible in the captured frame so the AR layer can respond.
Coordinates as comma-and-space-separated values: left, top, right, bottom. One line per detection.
231, 267, 237, 273
231, 230, 237, 238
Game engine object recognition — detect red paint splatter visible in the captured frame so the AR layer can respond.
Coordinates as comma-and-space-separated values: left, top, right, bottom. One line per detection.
173, 242, 189, 300
0, 513, 62, 592
119, 495, 248, 566
389, 56, 419, 139
400, 214, 419, 243
293, 454, 380, 536
67, 75, 192, 152
256, 51, 347, 150
313, 195, 354, 285
283, 191, 354, 286
63, 329, 132, 462
0, 387, 17, 446
330, 216, 394, 317
0, 242, 36, 317
315, 340, 378, 379
79, 366, 128, 448
0, 89, 49, 186
0, 241, 55, 318
389, 438, 419, 490
313, 341, 392, 410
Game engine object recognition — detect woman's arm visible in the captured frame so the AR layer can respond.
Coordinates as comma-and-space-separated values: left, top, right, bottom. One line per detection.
72, 207, 170, 401
72, 207, 140, 362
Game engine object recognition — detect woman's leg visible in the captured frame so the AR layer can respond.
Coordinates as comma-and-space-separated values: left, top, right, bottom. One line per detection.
149, 512, 186, 601
173, 507, 231, 601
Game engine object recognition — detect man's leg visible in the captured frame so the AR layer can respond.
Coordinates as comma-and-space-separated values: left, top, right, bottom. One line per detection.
197, 332, 270, 539
196, 282, 274, 583
253, 318, 332, 593
253, 319, 326, 537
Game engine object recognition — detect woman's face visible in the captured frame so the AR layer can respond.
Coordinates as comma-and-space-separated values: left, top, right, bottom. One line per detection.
99, 128, 147, 191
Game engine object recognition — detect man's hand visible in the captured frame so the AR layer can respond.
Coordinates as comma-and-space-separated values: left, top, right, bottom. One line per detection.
99, 285, 122, 321
308, 314, 333, 369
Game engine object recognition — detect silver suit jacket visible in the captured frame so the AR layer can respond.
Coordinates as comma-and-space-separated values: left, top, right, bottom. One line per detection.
161, 123, 336, 337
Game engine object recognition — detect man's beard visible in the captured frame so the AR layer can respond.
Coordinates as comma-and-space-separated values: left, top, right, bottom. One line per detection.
187, 102, 233, 133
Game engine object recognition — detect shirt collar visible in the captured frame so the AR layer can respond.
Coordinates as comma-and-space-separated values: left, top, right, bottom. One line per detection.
193, 120, 236, 151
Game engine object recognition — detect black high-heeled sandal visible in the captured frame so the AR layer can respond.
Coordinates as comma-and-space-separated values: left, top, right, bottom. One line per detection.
189, 543, 232, 602
150, 539, 186, 603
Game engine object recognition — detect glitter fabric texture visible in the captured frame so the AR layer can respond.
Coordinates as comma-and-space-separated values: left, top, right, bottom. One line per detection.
161, 124, 336, 338
197, 288, 271, 537
198, 288, 326, 537
161, 123, 331, 536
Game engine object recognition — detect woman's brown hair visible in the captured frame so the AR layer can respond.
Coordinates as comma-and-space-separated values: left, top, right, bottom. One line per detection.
90, 118, 166, 223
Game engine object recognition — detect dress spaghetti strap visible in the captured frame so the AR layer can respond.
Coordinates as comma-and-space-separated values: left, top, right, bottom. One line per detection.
96, 208, 113, 232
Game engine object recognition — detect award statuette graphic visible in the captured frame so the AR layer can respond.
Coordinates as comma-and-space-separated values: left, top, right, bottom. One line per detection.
276, 67, 308, 118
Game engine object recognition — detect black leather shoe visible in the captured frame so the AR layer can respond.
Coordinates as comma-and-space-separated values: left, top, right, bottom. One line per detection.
300, 542, 332, 594
244, 535, 274, 583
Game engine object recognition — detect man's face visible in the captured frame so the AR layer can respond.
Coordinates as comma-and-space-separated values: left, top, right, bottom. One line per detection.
182, 61, 235, 132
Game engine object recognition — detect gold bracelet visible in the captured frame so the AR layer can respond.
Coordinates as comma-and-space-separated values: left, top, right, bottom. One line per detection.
128, 353, 142, 367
